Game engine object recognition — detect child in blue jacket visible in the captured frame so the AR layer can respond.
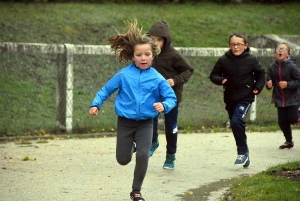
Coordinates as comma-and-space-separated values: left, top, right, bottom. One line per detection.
89, 20, 177, 201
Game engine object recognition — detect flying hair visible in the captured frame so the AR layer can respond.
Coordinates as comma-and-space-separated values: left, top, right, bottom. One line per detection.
108, 19, 161, 63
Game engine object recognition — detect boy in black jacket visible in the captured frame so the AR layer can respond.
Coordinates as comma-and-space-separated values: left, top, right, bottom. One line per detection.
147, 20, 194, 169
209, 32, 265, 168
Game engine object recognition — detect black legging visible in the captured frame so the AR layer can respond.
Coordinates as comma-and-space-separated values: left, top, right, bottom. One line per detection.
277, 105, 299, 142
116, 116, 153, 191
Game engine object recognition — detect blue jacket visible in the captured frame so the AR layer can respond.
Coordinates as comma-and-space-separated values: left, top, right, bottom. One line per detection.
90, 63, 177, 121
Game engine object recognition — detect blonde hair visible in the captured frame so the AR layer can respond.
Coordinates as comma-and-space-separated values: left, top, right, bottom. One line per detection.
108, 19, 161, 63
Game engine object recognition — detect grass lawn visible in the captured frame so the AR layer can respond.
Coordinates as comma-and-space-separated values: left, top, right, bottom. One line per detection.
1, 2, 300, 47
223, 161, 300, 201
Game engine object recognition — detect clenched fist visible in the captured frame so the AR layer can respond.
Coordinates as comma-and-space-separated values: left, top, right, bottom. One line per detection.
153, 102, 164, 113
89, 107, 99, 116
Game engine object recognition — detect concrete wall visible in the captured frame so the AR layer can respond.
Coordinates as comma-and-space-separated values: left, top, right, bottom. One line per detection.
248, 34, 300, 49
248, 34, 300, 63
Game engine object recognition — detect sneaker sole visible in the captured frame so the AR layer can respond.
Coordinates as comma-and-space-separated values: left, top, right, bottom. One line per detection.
163, 166, 174, 169
279, 147, 294, 149
235, 163, 246, 166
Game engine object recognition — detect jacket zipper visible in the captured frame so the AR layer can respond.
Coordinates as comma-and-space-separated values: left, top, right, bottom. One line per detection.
278, 62, 285, 107
138, 69, 142, 119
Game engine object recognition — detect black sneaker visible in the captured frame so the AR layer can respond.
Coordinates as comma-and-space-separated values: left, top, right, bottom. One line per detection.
279, 141, 294, 149
130, 190, 145, 201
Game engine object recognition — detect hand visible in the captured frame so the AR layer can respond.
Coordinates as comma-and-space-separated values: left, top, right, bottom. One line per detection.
89, 107, 99, 116
153, 102, 164, 113
279, 81, 287, 89
253, 88, 259, 95
267, 80, 273, 88
166, 79, 174, 86
222, 79, 227, 85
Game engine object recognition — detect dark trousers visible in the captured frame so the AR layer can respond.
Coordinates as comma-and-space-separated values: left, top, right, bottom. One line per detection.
226, 101, 251, 155
277, 105, 299, 142
116, 117, 153, 191
152, 103, 179, 155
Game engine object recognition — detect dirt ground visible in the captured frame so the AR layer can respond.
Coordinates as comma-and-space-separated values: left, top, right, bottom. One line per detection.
271, 168, 300, 182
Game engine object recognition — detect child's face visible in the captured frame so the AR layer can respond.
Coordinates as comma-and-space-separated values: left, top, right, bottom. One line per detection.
229, 35, 248, 56
150, 35, 164, 49
132, 44, 154, 70
274, 44, 290, 62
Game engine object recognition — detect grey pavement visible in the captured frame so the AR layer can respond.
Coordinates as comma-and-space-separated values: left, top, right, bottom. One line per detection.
0, 130, 299, 201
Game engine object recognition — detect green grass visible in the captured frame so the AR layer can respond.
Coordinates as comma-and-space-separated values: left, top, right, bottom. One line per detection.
1, 2, 300, 47
1, 2, 300, 135
225, 161, 300, 201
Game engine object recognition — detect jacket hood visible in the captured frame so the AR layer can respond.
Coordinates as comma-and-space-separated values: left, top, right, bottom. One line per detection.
287, 56, 297, 64
147, 20, 172, 49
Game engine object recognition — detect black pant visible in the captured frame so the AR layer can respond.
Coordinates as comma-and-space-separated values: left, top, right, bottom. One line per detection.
152, 103, 179, 155
116, 117, 153, 191
226, 101, 252, 154
277, 105, 299, 142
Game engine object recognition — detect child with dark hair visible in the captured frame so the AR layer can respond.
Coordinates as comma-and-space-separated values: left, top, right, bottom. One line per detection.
209, 32, 265, 168
266, 43, 300, 149
89, 20, 177, 201
146, 20, 194, 169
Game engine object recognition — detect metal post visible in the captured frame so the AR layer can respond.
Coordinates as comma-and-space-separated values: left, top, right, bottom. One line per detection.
64, 44, 74, 132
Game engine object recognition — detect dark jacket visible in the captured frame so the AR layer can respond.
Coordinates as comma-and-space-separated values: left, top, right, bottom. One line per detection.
209, 49, 266, 106
147, 20, 194, 102
266, 59, 300, 107
288, 56, 297, 64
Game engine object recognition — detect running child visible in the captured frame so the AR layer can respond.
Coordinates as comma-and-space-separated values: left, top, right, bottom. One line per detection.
89, 20, 177, 201
266, 43, 300, 149
146, 20, 194, 169
209, 32, 265, 168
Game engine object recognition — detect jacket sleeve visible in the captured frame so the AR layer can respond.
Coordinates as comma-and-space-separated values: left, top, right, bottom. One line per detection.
287, 63, 300, 88
172, 54, 194, 85
265, 66, 273, 90
209, 59, 225, 85
90, 71, 121, 109
159, 80, 177, 114
253, 59, 266, 94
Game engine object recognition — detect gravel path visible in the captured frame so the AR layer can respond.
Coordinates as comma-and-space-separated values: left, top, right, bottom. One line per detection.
1, 131, 299, 201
